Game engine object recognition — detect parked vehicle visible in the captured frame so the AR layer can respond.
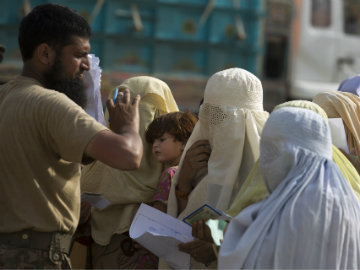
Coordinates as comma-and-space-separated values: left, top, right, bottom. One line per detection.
264, 0, 360, 101
0, 0, 266, 109
2, 0, 359, 109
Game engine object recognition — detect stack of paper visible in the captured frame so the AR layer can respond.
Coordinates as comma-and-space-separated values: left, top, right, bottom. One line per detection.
83, 54, 106, 126
129, 203, 194, 269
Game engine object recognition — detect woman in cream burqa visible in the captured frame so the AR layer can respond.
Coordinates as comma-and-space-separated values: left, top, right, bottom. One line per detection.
313, 90, 360, 159
218, 107, 360, 269
81, 76, 178, 269
164, 68, 269, 268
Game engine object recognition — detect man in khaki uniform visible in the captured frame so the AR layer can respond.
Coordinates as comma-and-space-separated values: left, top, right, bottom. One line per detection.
0, 3, 143, 269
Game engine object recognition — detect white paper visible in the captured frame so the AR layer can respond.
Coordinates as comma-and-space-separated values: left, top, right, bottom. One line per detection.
81, 192, 110, 210
130, 203, 194, 269
328, 118, 350, 154
84, 54, 106, 126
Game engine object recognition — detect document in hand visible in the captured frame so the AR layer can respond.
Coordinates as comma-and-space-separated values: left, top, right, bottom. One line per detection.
129, 203, 194, 269
182, 203, 231, 225
183, 204, 231, 246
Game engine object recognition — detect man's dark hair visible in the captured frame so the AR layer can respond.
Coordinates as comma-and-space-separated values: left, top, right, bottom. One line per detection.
18, 3, 91, 61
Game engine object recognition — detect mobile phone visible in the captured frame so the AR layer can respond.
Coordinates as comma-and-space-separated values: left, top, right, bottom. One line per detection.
108, 88, 119, 122
112, 88, 119, 102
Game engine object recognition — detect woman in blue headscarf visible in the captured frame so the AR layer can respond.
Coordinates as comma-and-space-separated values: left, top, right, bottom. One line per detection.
338, 74, 360, 96
218, 107, 360, 269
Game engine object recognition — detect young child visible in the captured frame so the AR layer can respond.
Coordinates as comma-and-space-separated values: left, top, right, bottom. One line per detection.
145, 111, 198, 212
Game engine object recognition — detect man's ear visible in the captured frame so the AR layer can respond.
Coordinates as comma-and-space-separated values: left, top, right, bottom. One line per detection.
36, 43, 56, 65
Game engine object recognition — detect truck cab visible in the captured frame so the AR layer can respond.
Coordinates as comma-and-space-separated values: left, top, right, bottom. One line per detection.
288, 0, 360, 99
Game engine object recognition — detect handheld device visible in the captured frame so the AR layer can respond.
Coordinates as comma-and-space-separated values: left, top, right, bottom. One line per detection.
108, 88, 119, 122
112, 88, 119, 102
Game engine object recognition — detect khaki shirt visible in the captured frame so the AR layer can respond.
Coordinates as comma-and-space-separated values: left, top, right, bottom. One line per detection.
0, 76, 107, 234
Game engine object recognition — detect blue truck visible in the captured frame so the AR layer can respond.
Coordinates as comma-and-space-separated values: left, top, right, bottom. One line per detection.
0, 0, 276, 110
4, 1, 359, 111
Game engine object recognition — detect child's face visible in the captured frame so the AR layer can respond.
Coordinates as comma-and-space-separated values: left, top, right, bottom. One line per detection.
152, 132, 185, 166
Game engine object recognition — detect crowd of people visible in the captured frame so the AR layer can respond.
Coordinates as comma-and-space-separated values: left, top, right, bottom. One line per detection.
0, 2, 360, 270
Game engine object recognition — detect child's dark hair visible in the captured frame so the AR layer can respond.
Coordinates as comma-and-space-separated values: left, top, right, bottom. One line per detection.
18, 3, 91, 61
146, 111, 198, 144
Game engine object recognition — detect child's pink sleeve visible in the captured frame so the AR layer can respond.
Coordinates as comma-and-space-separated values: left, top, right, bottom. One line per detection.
153, 166, 178, 203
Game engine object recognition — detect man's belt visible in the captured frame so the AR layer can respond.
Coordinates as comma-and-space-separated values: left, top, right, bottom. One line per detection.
0, 230, 73, 255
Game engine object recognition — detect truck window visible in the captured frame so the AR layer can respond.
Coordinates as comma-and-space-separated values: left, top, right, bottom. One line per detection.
263, 0, 292, 79
344, 0, 360, 35
311, 0, 331, 27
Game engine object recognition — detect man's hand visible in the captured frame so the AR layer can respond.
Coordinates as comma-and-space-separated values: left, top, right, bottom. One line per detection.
106, 88, 140, 134
85, 88, 143, 170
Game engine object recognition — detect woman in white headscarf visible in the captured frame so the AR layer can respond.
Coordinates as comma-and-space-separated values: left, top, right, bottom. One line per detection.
163, 68, 269, 269
81, 76, 178, 269
218, 107, 360, 269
